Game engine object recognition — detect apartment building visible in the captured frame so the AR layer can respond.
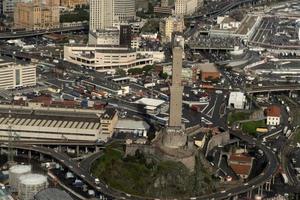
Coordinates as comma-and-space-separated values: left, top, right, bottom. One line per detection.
14, 0, 60, 30
160, 16, 185, 42
89, 0, 114, 31
0, 57, 36, 90
60, 0, 88, 8
174, 0, 203, 16
114, 0, 136, 22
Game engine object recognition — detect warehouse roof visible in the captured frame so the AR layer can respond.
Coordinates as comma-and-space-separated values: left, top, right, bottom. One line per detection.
134, 98, 165, 107
196, 62, 219, 73
116, 119, 150, 130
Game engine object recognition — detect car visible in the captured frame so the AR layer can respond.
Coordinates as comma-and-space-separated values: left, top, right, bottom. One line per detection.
96, 186, 101, 190
244, 182, 248, 186
220, 190, 226, 193
80, 174, 85, 178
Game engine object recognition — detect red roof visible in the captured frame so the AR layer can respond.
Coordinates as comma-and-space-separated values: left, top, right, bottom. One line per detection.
230, 164, 252, 176
229, 153, 253, 163
229, 153, 254, 176
266, 105, 281, 117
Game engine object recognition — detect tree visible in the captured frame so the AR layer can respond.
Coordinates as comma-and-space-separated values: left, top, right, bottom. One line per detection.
128, 68, 143, 75
159, 72, 168, 79
115, 68, 126, 76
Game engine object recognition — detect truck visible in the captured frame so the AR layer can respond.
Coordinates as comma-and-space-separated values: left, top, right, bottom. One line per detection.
283, 126, 288, 134
256, 128, 268, 133
286, 106, 290, 113
286, 130, 292, 137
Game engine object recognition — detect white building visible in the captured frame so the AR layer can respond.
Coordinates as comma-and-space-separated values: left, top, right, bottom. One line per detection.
114, 0, 136, 22
64, 45, 156, 72
89, 0, 114, 31
131, 37, 141, 49
115, 119, 150, 138
266, 105, 281, 126
217, 15, 241, 30
0, 57, 36, 90
228, 92, 246, 109
88, 28, 120, 45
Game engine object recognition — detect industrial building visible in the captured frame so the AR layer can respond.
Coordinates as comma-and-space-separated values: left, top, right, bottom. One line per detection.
0, 105, 118, 142
0, 57, 36, 90
18, 174, 48, 200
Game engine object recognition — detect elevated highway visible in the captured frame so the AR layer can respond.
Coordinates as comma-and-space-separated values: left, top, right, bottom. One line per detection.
246, 84, 300, 94
0, 26, 88, 40
1, 129, 279, 200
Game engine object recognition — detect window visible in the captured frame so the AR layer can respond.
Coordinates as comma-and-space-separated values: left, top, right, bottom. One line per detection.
15, 69, 21, 86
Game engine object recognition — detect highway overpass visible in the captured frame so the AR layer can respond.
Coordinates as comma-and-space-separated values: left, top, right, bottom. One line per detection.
246, 84, 300, 94
0, 129, 279, 200
0, 26, 88, 39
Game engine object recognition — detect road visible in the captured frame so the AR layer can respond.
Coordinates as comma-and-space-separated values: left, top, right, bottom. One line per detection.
64, 129, 278, 200
0, 26, 88, 39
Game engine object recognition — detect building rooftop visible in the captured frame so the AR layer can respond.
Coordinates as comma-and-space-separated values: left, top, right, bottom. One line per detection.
229, 163, 252, 176
229, 153, 253, 163
266, 105, 281, 117
116, 119, 150, 130
0, 109, 101, 130
102, 108, 117, 120
196, 62, 219, 73
134, 97, 165, 107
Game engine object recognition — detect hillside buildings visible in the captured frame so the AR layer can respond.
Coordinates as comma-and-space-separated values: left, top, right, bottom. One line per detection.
0, 57, 36, 90
14, 0, 60, 30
